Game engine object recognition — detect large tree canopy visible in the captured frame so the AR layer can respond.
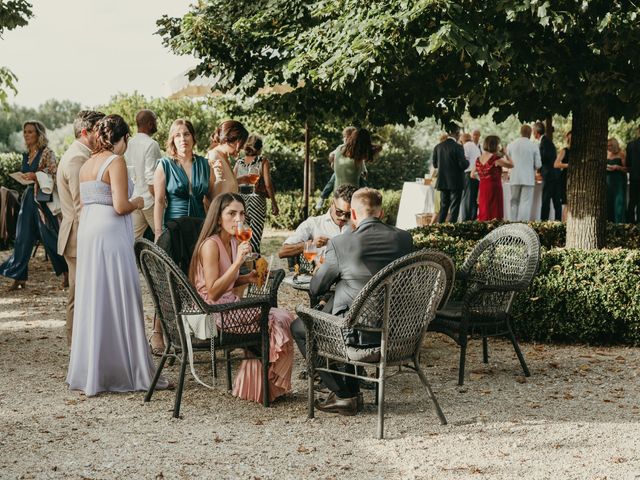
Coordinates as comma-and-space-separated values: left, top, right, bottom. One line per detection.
0, 0, 33, 106
159, 0, 640, 247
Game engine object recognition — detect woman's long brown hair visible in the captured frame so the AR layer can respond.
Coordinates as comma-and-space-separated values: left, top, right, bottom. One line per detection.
188, 193, 246, 285
342, 127, 374, 164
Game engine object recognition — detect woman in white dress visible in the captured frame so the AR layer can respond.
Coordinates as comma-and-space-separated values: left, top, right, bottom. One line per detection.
66, 114, 167, 395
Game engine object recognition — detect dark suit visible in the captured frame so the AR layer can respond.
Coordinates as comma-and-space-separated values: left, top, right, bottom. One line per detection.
539, 134, 561, 221
291, 217, 414, 397
432, 138, 469, 223
626, 138, 640, 223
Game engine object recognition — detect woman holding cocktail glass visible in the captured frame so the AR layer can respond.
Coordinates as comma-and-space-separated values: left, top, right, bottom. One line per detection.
234, 135, 279, 255
188, 193, 294, 403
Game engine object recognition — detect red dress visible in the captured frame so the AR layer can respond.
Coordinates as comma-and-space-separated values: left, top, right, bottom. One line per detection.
476, 154, 504, 221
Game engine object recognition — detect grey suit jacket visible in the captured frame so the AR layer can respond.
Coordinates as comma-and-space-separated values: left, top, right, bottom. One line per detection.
310, 217, 414, 345
56, 140, 91, 257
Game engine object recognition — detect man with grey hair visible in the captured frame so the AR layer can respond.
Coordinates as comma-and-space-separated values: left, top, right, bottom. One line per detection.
57, 110, 105, 347
125, 109, 162, 239
506, 124, 542, 221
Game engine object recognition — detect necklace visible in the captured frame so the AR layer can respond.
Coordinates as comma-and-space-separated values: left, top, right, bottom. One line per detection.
27, 148, 38, 164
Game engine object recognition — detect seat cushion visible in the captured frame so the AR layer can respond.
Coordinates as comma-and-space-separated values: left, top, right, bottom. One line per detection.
346, 345, 381, 363
435, 301, 463, 320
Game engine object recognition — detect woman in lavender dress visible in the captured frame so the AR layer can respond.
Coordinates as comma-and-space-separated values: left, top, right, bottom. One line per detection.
66, 115, 167, 395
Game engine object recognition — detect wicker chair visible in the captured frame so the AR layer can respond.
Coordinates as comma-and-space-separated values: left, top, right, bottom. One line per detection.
296, 250, 451, 439
427, 223, 541, 385
135, 238, 280, 416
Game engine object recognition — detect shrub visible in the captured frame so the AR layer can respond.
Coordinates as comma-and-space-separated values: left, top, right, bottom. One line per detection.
0, 152, 24, 193
412, 222, 640, 345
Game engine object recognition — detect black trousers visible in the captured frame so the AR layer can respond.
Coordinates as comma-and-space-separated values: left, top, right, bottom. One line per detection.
541, 179, 562, 221
438, 189, 463, 223
627, 180, 640, 223
460, 173, 479, 221
290, 317, 359, 398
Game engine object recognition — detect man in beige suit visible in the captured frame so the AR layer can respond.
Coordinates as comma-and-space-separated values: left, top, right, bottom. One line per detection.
56, 110, 104, 346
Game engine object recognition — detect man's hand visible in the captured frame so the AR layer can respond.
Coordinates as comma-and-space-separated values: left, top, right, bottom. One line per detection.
314, 236, 329, 248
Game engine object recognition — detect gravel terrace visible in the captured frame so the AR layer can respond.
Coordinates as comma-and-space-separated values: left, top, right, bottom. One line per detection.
1, 230, 639, 479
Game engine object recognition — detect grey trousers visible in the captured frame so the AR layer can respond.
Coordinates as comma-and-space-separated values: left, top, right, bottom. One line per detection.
510, 185, 534, 222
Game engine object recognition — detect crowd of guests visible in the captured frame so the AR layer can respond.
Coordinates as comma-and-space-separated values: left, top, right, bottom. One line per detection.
430, 123, 640, 224
1, 110, 391, 415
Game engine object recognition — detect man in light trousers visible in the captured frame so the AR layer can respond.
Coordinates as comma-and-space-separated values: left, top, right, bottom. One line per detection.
506, 124, 541, 221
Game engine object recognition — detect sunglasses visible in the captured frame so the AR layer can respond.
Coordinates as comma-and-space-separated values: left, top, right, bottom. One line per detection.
333, 203, 351, 219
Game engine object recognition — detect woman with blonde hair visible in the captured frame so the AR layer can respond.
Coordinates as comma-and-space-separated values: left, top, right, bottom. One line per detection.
153, 119, 214, 240
0, 120, 68, 290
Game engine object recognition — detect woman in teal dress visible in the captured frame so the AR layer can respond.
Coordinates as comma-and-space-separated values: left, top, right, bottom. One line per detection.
153, 119, 215, 239
606, 137, 627, 224
333, 127, 375, 189
151, 118, 215, 354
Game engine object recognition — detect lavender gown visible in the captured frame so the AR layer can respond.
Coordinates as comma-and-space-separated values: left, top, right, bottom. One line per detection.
66, 154, 166, 395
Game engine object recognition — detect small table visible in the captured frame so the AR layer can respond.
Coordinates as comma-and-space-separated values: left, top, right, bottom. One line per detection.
283, 274, 335, 307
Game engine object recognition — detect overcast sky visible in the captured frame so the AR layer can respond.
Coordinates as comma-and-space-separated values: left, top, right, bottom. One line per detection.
0, 0, 197, 108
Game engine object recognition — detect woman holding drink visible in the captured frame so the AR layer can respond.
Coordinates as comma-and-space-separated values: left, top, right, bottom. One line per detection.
188, 193, 294, 403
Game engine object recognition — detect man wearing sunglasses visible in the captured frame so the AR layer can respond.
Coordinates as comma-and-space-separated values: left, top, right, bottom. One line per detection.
278, 183, 357, 260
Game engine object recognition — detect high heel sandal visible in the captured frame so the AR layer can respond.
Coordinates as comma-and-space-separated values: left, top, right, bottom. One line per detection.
148, 330, 165, 357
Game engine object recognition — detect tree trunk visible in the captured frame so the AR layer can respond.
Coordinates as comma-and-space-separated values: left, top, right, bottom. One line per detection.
545, 115, 553, 141
303, 121, 311, 219
565, 103, 608, 249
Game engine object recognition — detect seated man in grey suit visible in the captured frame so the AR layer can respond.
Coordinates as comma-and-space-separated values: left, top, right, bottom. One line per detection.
290, 187, 414, 416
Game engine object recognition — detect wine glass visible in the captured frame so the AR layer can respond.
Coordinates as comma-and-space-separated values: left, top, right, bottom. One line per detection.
317, 246, 326, 265
303, 240, 317, 263
235, 221, 258, 260
246, 164, 261, 193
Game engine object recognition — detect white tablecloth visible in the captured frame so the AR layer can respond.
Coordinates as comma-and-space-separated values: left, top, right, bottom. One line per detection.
396, 182, 435, 230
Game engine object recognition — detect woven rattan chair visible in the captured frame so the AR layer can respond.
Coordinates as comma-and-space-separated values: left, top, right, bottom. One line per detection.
427, 223, 541, 385
296, 250, 451, 439
135, 238, 278, 416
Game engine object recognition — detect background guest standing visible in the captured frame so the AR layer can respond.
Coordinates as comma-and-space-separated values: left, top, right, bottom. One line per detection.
606, 137, 627, 224
432, 126, 468, 223
0, 121, 67, 290
333, 128, 374, 190
124, 109, 162, 239
553, 131, 571, 222
473, 135, 512, 221
535, 122, 561, 221
626, 126, 640, 223
57, 110, 105, 346
506, 125, 541, 222
234, 135, 279, 255
460, 132, 481, 221
207, 120, 249, 197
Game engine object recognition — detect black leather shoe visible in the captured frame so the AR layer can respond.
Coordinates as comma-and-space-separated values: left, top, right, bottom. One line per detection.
357, 392, 364, 412
315, 392, 358, 416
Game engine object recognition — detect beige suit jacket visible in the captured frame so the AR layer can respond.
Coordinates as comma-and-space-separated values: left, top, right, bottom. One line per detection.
57, 140, 91, 257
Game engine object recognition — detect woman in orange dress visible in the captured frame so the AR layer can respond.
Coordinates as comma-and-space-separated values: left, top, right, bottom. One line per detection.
188, 193, 294, 403
473, 135, 513, 221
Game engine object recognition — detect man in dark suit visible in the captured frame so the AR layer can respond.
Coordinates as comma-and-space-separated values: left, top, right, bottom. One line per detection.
290, 188, 414, 416
432, 126, 469, 223
626, 126, 640, 223
535, 122, 561, 221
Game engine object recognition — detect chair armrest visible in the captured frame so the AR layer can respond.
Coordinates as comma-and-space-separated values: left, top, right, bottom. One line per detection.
296, 305, 349, 330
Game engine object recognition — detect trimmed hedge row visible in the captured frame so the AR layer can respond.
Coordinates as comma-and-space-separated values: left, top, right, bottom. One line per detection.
0, 153, 23, 193
412, 222, 640, 345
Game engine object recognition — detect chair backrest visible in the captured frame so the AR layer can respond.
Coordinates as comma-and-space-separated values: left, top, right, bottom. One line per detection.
135, 238, 209, 351
460, 223, 541, 313
347, 250, 449, 364
416, 249, 455, 310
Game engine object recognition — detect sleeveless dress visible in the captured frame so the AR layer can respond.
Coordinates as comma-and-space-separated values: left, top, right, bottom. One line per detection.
476, 154, 504, 221
236, 157, 267, 255
66, 154, 167, 395
158, 155, 210, 226
0, 148, 67, 281
194, 235, 294, 403
334, 149, 363, 188
606, 157, 627, 224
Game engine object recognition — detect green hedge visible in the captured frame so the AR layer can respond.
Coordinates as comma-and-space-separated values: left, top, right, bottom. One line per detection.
264, 188, 401, 231
0, 152, 23, 193
412, 222, 640, 345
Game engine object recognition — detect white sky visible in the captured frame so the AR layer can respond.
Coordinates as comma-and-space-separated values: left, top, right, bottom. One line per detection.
0, 0, 197, 108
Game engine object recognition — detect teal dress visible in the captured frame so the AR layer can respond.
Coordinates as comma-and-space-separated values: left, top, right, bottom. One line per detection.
159, 155, 210, 225
333, 149, 363, 188
606, 157, 627, 224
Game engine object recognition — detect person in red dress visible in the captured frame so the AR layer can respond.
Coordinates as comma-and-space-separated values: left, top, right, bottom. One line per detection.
472, 135, 513, 221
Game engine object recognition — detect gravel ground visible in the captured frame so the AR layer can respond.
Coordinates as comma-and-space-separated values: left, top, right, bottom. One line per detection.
1, 230, 639, 479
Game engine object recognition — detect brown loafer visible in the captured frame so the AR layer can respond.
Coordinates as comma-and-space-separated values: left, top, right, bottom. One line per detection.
315, 392, 358, 416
